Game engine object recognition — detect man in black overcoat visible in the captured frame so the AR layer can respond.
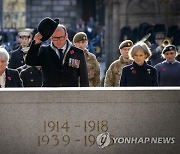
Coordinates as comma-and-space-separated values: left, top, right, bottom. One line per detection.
26, 17, 89, 87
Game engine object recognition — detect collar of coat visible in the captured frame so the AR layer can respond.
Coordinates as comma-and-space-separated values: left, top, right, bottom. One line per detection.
132, 61, 148, 70
50, 39, 72, 65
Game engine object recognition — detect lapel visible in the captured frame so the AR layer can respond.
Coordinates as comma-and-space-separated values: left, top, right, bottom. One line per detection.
47, 40, 72, 67
62, 40, 72, 65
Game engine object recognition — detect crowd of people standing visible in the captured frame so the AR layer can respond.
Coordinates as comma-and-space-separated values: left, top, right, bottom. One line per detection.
0, 17, 180, 88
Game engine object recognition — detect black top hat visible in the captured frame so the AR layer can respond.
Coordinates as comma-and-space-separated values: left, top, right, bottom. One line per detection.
37, 17, 59, 41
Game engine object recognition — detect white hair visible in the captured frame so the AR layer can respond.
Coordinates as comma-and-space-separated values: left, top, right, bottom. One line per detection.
0, 46, 10, 62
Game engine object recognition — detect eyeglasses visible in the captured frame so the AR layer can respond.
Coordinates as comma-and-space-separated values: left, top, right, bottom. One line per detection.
164, 52, 175, 56
52, 36, 66, 41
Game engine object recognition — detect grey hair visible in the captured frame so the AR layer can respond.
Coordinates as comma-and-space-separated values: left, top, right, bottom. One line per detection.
57, 24, 67, 34
0, 46, 10, 62
129, 42, 152, 60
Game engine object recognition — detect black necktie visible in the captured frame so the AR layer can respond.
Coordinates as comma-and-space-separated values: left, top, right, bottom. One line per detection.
58, 49, 64, 64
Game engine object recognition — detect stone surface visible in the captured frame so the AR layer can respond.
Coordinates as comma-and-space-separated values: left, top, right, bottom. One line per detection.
26, 0, 77, 28
0, 87, 179, 154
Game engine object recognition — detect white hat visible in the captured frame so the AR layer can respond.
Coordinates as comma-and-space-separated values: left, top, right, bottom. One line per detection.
18, 31, 31, 37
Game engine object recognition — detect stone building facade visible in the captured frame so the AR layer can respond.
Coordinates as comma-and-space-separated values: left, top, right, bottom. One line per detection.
26, 0, 104, 29
26, 0, 77, 28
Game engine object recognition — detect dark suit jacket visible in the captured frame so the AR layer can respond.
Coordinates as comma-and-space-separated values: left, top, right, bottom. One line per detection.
9, 47, 25, 69
20, 66, 42, 87
26, 40, 89, 87
120, 62, 158, 87
4, 68, 22, 87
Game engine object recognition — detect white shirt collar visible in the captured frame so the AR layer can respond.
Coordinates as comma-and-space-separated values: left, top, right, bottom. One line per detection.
50, 42, 67, 54
0, 71, 6, 88
165, 60, 176, 64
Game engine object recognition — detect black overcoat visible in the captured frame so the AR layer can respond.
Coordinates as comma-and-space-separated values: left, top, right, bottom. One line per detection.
26, 41, 89, 87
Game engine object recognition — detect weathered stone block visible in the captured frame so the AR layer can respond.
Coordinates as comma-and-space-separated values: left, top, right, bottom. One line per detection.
0, 88, 179, 154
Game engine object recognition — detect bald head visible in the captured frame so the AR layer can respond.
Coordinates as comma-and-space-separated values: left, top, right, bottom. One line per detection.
54, 24, 67, 35
51, 24, 68, 49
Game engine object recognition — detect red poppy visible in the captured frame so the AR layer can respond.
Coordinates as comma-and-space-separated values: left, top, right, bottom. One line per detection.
70, 50, 74, 54
132, 70, 136, 74
7, 76, 12, 80
162, 68, 166, 72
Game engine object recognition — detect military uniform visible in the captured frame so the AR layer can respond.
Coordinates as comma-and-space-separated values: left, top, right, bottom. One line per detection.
104, 56, 133, 87
73, 31, 100, 87
155, 45, 180, 86
20, 66, 42, 87
104, 40, 133, 87
84, 49, 100, 87
9, 31, 31, 69
8, 47, 25, 69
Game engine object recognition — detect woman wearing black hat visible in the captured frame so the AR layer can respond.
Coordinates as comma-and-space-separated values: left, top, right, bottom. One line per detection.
26, 17, 89, 87
120, 42, 158, 86
155, 45, 180, 86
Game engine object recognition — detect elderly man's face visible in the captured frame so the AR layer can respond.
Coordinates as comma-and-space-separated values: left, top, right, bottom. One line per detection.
51, 26, 68, 49
0, 56, 7, 74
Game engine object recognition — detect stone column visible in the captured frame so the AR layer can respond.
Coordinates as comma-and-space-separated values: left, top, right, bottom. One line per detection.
104, 0, 120, 71
0, 0, 3, 28
158, 0, 174, 26
112, 1, 120, 61
104, 1, 112, 70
